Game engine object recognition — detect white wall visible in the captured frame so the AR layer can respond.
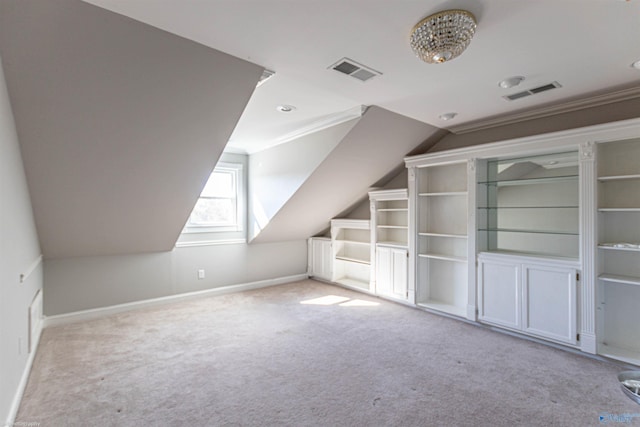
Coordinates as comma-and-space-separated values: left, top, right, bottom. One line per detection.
44, 240, 307, 316
248, 118, 360, 241
0, 55, 42, 425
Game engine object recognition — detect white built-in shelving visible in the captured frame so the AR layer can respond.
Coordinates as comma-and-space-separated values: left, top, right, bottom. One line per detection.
369, 189, 409, 300
330, 219, 371, 291
596, 137, 640, 365
477, 151, 579, 259
411, 161, 472, 318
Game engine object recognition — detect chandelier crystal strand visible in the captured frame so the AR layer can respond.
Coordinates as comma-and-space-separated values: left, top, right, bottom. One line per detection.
410, 10, 477, 64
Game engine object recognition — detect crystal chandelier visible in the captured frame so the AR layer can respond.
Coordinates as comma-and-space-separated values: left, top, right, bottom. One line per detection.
410, 9, 477, 64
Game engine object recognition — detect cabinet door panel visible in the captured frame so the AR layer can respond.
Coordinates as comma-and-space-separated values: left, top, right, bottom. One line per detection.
523, 264, 576, 345
391, 248, 408, 298
376, 246, 392, 295
479, 260, 521, 330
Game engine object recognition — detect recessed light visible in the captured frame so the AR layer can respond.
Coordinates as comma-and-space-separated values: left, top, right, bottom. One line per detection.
439, 112, 457, 121
631, 60, 640, 70
498, 76, 525, 89
276, 105, 296, 113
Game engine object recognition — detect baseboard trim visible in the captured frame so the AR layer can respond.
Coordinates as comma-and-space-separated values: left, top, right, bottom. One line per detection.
6, 312, 43, 427
43, 274, 308, 328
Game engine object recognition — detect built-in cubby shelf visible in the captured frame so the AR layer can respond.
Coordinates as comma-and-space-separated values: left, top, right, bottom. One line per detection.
596, 136, 640, 366
418, 253, 466, 263
418, 191, 468, 197
369, 189, 409, 301
409, 161, 471, 318
477, 151, 579, 259
599, 274, 640, 286
331, 219, 371, 291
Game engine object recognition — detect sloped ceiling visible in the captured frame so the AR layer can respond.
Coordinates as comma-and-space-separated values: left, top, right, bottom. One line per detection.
0, 0, 263, 259
251, 106, 439, 243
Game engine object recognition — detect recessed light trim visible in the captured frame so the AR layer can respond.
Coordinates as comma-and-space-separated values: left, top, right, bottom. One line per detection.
439, 112, 458, 121
276, 105, 296, 113
632, 60, 640, 70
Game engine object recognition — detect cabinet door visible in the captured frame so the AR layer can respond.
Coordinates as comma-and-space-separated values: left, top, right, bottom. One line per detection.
522, 264, 577, 345
478, 259, 521, 330
391, 248, 408, 298
376, 246, 392, 295
311, 239, 332, 281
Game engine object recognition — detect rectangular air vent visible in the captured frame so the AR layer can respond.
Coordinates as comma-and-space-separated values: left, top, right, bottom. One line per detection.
504, 81, 562, 101
329, 58, 381, 82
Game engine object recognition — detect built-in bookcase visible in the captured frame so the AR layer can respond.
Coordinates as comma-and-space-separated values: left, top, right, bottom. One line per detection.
330, 219, 371, 291
413, 162, 471, 317
370, 189, 409, 300
596, 137, 640, 365
477, 151, 579, 259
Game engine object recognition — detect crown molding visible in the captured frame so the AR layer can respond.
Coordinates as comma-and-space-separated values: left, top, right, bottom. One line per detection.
448, 85, 640, 135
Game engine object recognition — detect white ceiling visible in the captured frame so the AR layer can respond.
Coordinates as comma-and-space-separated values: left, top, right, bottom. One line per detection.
84, 0, 640, 153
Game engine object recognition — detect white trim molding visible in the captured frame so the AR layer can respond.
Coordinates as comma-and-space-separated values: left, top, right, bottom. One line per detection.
449, 85, 640, 135
43, 274, 307, 328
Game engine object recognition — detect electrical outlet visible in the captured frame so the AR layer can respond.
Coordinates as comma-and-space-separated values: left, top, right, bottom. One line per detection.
197, 269, 205, 280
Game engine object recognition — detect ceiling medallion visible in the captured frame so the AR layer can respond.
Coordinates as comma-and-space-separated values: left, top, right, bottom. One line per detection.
410, 9, 477, 64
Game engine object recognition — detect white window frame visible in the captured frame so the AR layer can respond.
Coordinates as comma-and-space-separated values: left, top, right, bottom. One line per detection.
184, 162, 244, 233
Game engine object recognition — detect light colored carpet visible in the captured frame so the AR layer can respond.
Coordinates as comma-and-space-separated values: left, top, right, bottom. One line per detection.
16, 280, 639, 426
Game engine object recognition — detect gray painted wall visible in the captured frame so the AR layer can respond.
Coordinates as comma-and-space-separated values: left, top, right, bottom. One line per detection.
431, 98, 640, 153
0, 0, 263, 258
248, 118, 360, 241
251, 107, 440, 243
44, 239, 307, 316
0, 56, 42, 425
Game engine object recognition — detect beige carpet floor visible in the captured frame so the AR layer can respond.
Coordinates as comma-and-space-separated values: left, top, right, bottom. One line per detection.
16, 279, 639, 426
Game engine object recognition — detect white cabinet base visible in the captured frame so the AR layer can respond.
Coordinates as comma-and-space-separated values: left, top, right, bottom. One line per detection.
478, 252, 578, 347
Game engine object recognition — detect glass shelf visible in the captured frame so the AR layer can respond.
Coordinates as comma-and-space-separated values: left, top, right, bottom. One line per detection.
478, 174, 578, 187
598, 244, 640, 252
478, 206, 578, 210
598, 174, 640, 181
377, 225, 407, 229
478, 228, 578, 236
377, 208, 408, 212
598, 208, 640, 212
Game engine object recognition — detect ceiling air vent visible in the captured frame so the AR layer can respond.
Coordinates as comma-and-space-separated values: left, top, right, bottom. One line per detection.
329, 58, 382, 82
504, 81, 562, 101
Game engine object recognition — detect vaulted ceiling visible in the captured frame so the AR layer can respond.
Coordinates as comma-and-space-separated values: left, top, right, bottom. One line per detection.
84, 0, 640, 153
0, 0, 262, 258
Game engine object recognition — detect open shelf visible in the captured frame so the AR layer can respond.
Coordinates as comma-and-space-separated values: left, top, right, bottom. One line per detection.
335, 277, 370, 291
419, 191, 467, 197
418, 253, 466, 263
377, 241, 408, 249
334, 239, 369, 246
418, 301, 467, 318
335, 256, 370, 265
599, 208, 640, 212
599, 273, 640, 286
479, 228, 578, 236
599, 244, 640, 252
378, 208, 408, 212
599, 344, 640, 367
478, 174, 578, 187
478, 206, 578, 210
598, 174, 640, 181
419, 232, 467, 239
377, 225, 408, 229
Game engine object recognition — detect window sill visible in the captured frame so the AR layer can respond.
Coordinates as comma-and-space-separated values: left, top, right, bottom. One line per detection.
175, 238, 246, 248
